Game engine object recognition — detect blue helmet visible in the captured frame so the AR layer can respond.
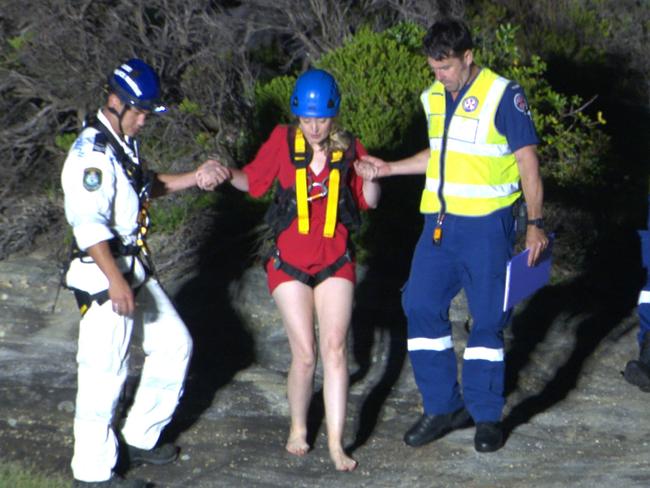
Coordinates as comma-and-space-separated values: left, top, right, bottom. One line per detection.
108, 59, 167, 114
290, 69, 340, 118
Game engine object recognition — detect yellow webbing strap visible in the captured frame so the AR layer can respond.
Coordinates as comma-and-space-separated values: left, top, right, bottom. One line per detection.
323, 150, 343, 238
294, 129, 310, 234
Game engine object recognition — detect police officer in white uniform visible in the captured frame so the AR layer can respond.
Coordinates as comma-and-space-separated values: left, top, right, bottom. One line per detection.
62, 59, 225, 488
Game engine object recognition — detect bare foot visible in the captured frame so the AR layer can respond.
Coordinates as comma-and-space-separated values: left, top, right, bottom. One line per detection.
286, 431, 309, 456
329, 448, 358, 472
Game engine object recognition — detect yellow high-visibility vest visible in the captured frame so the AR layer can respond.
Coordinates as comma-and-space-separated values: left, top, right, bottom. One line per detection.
420, 68, 521, 216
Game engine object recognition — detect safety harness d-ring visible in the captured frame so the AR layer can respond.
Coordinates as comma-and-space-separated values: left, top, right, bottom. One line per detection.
307, 176, 329, 202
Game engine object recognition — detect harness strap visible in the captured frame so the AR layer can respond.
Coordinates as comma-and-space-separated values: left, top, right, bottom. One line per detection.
323, 150, 342, 238
71, 236, 141, 260
71, 268, 139, 317
292, 127, 345, 238
73, 289, 110, 317
270, 248, 351, 288
293, 128, 311, 234
89, 118, 155, 273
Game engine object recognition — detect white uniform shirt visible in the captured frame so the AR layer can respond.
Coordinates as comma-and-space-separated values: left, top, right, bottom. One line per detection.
61, 110, 148, 293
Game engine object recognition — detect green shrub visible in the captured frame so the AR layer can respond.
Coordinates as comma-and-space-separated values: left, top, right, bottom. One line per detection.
253, 21, 609, 188
316, 24, 431, 153
0, 462, 67, 488
469, 0, 611, 65
252, 23, 430, 154
472, 22, 609, 187
149, 191, 220, 235
54, 132, 77, 152
252, 75, 296, 146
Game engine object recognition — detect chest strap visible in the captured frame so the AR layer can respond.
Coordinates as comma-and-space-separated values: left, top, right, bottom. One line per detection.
89, 118, 155, 272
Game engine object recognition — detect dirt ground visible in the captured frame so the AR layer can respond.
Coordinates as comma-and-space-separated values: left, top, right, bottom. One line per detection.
2, 248, 650, 488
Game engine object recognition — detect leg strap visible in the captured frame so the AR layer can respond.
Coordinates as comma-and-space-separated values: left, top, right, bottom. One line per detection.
270, 248, 351, 288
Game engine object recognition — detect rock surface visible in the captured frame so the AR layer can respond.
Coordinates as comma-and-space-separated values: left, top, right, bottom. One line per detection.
1, 250, 649, 487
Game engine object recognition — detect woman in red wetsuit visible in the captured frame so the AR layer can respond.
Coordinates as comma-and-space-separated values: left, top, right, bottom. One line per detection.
211, 69, 380, 470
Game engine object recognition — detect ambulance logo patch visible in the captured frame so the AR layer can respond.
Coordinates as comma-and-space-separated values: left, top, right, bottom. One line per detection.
83, 168, 102, 191
463, 96, 479, 112
514, 93, 529, 113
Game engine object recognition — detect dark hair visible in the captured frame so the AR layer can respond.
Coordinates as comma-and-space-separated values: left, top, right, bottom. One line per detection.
423, 18, 474, 60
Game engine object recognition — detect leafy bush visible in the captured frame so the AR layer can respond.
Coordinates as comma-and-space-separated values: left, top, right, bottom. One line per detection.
149, 191, 220, 235
251, 75, 296, 148
0, 462, 67, 488
468, 0, 612, 65
316, 23, 431, 153
253, 20, 609, 188
252, 23, 431, 154
472, 22, 609, 187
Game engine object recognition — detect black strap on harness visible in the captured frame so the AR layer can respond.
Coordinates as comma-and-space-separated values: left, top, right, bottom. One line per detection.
71, 268, 139, 317
270, 248, 353, 288
89, 118, 156, 274
70, 236, 141, 261
89, 117, 152, 198
73, 289, 109, 316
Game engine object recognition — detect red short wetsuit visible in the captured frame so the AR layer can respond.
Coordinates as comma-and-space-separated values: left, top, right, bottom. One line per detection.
243, 125, 370, 293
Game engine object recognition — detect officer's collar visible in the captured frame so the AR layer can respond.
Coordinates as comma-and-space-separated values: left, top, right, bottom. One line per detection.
96, 109, 136, 156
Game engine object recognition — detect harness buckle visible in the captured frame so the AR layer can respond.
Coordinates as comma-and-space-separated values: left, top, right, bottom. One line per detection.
307, 177, 329, 202
272, 249, 282, 270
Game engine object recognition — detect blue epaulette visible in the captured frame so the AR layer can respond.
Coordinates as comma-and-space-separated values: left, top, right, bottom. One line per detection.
92, 131, 108, 153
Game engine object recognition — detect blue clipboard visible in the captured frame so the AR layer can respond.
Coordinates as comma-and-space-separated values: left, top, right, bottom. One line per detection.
503, 234, 555, 312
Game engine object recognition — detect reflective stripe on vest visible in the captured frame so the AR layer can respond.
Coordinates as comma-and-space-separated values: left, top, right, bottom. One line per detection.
420, 68, 521, 216
294, 128, 343, 238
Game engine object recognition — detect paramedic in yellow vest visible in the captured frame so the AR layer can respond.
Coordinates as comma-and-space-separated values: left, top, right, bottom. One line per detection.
362, 18, 548, 452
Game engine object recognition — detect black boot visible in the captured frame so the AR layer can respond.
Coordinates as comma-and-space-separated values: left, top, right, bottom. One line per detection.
403, 407, 472, 447
124, 442, 178, 466
474, 422, 504, 452
624, 334, 650, 392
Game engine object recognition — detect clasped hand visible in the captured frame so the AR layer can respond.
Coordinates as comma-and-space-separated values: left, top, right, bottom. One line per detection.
353, 159, 380, 181
195, 159, 232, 191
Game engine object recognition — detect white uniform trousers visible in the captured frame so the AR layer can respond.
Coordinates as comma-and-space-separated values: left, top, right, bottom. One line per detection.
71, 278, 192, 482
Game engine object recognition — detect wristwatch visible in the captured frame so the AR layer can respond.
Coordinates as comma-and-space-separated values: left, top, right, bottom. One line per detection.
526, 218, 544, 229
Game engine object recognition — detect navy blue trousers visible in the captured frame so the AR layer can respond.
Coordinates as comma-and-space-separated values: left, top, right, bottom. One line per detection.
638, 230, 650, 345
402, 207, 515, 422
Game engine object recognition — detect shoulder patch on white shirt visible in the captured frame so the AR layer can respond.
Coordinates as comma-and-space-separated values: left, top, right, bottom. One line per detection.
82, 167, 102, 191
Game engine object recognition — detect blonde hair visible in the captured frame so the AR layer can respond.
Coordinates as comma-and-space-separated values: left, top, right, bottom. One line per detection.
295, 117, 352, 155
325, 120, 352, 153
